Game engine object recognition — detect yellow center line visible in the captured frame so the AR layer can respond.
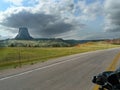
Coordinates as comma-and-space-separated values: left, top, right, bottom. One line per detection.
93, 52, 120, 90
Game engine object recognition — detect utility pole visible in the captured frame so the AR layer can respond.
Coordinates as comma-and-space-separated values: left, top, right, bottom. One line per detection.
18, 47, 22, 67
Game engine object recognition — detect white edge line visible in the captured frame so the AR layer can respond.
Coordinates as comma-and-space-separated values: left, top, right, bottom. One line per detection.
0, 48, 119, 81
0, 56, 80, 81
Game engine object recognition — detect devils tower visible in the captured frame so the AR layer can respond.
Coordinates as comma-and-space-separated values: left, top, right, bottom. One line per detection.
15, 27, 33, 40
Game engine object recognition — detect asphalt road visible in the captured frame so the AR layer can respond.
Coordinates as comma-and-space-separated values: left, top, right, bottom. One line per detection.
0, 48, 120, 90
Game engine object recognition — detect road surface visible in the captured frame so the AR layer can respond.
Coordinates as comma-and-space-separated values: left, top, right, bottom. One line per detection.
0, 48, 120, 90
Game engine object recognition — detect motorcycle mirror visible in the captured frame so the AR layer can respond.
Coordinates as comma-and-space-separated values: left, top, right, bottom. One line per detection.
92, 76, 97, 83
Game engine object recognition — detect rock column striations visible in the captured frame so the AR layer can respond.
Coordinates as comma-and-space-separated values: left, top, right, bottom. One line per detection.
15, 27, 33, 40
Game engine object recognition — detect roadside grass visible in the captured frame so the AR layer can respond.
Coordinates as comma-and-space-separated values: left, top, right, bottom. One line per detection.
0, 42, 120, 70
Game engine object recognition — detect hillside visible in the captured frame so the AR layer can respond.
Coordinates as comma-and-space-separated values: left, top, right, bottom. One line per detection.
0, 38, 105, 47
0, 39, 70, 47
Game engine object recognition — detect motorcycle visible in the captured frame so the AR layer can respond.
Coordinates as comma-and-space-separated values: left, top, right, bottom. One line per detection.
92, 67, 120, 90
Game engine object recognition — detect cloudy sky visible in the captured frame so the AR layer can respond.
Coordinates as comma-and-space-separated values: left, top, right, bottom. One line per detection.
0, 0, 120, 40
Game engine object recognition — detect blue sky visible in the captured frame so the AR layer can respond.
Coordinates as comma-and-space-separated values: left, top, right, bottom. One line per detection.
0, 0, 120, 40
0, 0, 10, 11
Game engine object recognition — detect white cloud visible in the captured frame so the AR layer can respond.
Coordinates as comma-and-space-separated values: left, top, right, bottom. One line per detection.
0, 0, 105, 39
4, 0, 23, 6
73, 0, 103, 21
81, 32, 120, 40
104, 0, 120, 32
0, 27, 15, 40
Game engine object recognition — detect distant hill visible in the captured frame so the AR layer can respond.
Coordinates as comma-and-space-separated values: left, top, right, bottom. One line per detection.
0, 38, 70, 47
106, 39, 120, 44
5, 27, 105, 47
0, 38, 105, 47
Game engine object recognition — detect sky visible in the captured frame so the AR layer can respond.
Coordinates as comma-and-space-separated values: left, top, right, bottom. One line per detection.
0, 0, 120, 40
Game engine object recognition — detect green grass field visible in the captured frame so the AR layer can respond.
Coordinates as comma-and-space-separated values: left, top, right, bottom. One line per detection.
0, 42, 120, 70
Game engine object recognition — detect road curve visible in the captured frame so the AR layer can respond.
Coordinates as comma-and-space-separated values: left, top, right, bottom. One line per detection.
0, 48, 120, 90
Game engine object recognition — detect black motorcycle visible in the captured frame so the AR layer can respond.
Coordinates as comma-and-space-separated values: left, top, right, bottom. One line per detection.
92, 67, 120, 90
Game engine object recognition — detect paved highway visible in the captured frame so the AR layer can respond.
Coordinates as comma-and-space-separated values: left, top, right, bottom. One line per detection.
0, 48, 120, 90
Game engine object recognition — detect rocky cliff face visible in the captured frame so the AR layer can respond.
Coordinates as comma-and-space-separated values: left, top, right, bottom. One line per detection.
15, 27, 33, 40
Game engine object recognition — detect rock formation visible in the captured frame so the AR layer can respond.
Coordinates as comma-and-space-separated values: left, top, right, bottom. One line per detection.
15, 27, 33, 40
